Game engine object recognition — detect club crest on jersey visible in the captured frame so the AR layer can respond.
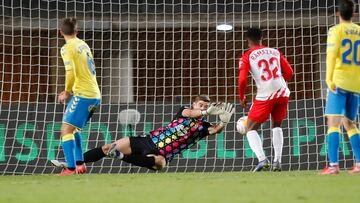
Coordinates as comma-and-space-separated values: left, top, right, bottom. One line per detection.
175, 124, 186, 137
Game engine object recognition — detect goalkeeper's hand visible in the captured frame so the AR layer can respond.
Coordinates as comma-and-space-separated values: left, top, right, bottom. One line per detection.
200, 102, 225, 116
219, 103, 235, 127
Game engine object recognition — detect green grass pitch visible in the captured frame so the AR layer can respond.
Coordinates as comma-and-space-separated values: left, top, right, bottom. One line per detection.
0, 171, 359, 203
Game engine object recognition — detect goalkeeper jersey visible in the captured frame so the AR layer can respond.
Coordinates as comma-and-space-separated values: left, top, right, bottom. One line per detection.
148, 106, 211, 162
326, 22, 360, 93
61, 37, 101, 99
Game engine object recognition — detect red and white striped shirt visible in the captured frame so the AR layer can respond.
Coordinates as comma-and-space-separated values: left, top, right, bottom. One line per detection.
238, 45, 293, 101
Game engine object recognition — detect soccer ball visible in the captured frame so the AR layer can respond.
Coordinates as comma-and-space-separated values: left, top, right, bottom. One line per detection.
236, 116, 248, 135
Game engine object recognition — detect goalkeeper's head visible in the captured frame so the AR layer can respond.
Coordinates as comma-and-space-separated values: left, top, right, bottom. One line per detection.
60, 17, 78, 37
192, 94, 210, 111
338, 0, 354, 21
245, 28, 262, 48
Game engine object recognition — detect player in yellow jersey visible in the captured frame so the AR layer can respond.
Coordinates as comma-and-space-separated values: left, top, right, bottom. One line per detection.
56, 17, 101, 176
320, 0, 360, 175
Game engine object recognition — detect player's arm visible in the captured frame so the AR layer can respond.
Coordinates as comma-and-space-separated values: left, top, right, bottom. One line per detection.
208, 123, 225, 135
58, 46, 75, 103
182, 103, 225, 118
65, 70, 75, 93
182, 108, 206, 118
279, 53, 293, 81
238, 55, 250, 108
61, 47, 75, 93
326, 27, 339, 91
208, 103, 235, 135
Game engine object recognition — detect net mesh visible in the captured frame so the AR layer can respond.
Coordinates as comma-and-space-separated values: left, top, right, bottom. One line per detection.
0, 0, 359, 174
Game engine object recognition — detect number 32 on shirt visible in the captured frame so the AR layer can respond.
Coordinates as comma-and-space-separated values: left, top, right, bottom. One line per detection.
257, 57, 281, 81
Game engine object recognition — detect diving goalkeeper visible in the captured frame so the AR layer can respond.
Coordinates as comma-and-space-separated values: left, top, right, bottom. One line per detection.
53, 95, 235, 171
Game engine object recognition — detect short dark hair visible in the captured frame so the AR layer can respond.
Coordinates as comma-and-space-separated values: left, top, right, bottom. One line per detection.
246, 28, 262, 43
193, 95, 210, 103
338, 0, 354, 21
61, 17, 78, 35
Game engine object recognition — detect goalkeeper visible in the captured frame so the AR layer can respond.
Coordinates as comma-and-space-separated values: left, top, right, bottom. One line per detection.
53, 95, 235, 171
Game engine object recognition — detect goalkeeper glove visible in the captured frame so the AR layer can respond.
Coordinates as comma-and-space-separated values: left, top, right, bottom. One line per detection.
200, 102, 225, 116
219, 103, 235, 127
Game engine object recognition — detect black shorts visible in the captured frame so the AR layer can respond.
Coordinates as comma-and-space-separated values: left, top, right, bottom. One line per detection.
129, 136, 160, 156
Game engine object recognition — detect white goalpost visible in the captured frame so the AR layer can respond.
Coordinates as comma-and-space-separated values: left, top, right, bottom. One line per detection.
0, 0, 358, 174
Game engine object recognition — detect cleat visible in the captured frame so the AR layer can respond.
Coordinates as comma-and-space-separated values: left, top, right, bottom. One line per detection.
107, 144, 124, 159
272, 161, 282, 172
51, 160, 68, 169
52, 160, 86, 174
56, 168, 77, 176
76, 163, 87, 174
348, 166, 360, 174
253, 159, 270, 172
319, 166, 340, 175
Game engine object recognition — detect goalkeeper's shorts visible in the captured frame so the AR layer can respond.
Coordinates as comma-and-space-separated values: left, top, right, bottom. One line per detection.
63, 96, 101, 129
129, 136, 160, 156
325, 88, 359, 121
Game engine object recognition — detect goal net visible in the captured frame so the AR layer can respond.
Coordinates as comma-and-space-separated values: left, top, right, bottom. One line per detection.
0, 0, 358, 174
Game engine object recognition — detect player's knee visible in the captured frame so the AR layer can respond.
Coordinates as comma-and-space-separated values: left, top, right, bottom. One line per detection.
343, 119, 357, 131
327, 116, 342, 128
154, 156, 166, 170
272, 120, 282, 128
247, 120, 261, 131
113, 137, 132, 155
101, 144, 112, 154
60, 123, 76, 136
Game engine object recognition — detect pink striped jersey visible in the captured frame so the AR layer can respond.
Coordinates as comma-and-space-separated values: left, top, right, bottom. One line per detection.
238, 45, 293, 101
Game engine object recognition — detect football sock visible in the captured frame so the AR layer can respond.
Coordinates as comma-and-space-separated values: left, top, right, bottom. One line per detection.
122, 154, 156, 170
272, 127, 283, 163
246, 130, 266, 162
83, 147, 106, 163
348, 128, 360, 164
74, 131, 84, 165
327, 127, 341, 166
62, 133, 76, 170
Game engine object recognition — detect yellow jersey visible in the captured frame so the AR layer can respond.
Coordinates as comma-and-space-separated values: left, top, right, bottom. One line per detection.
61, 37, 101, 98
326, 22, 360, 93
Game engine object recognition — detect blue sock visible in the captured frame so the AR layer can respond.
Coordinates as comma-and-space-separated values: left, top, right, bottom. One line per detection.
327, 127, 341, 166
74, 131, 84, 164
348, 128, 360, 163
62, 133, 76, 169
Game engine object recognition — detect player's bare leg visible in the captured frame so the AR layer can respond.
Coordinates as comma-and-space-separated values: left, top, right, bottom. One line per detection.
343, 118, 360, 174
247, 119, 262, 131
106, 138, 166, 170
106, 137, 132, 159
319, 116, 342, 175
271, 120, 283, 171
147, 154, 166, 170
77, 137, 164, 170
246, 119, 270, 172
